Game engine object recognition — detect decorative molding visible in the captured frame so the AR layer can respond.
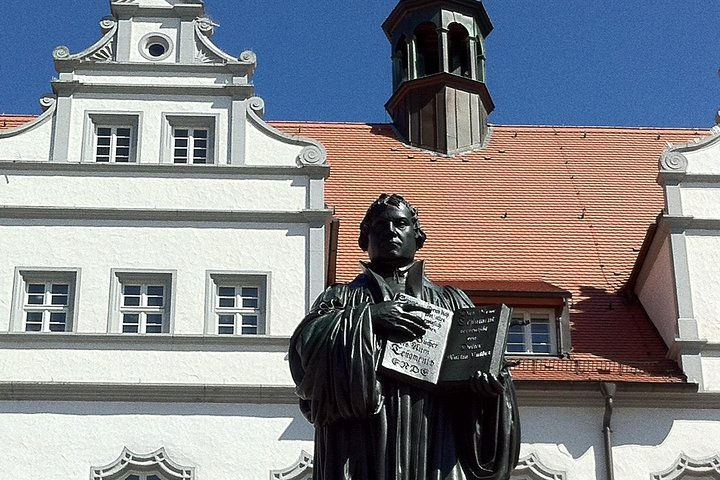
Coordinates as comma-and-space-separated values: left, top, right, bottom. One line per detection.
0, 332, 290, 351
512, 453, 566, 480
0, 160, 329, 179
0, 97, 56, 139
0, 382, 298, 404
53, 17, 117, 64
298, 146, 326, 166
51, 81, 255, 97
91, 447, 194, 480
270, 450, 314, 480
248, 96, 265, 117
196, 16, 218, 37
0, 206, 333, 224
193, 18, 246, 65
659, 151, 689, 173
246, 105, 328, 166
651, 454, 720, 480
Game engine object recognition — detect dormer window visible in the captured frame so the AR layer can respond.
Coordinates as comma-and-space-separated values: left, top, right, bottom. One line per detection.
451, 280, 572, 357
507, 308, 557, 354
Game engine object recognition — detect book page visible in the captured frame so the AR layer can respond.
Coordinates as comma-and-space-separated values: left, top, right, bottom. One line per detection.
379, 294, 453, 385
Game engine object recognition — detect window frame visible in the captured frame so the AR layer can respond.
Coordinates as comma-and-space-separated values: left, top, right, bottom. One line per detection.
205, 271, 270, 335
162, 114, 217, 165
507, 307, 559, 356
109, 270, 175, 334
11, 268, 80, 333
84, 112, 142, 163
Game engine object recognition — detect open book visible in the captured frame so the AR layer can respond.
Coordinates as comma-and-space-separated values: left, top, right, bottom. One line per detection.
378, 293, 510, 390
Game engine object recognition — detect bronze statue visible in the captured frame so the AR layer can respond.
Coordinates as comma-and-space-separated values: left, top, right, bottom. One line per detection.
289, 194, 520, 479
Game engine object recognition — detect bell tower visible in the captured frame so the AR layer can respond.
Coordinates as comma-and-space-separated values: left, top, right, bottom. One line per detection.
383, 0, 494, 155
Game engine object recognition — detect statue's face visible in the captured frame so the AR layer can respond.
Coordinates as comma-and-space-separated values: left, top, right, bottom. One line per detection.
366, 203, 417, 268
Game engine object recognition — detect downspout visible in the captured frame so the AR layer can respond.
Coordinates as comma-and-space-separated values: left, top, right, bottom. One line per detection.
600, 382, 617, 480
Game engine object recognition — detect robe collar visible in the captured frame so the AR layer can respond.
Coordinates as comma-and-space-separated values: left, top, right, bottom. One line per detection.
360, 260, 425, 302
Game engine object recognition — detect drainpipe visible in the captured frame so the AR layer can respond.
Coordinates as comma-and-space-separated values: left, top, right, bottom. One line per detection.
600, 382, 617, 480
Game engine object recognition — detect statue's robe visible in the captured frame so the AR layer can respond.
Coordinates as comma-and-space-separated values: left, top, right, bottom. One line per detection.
289, 262, 520, 480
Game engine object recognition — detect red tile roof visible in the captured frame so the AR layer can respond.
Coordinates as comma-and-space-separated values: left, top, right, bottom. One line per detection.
0, 115, 37, 130
2, 115, 704, 384
274, 121, 709, 384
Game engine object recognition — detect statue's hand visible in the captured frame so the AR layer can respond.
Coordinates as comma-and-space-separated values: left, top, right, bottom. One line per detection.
470, 371, 505, 398
370, 300, 430, 342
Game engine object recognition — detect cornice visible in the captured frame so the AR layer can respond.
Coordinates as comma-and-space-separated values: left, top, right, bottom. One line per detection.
0, 206, 333, 224
0, 160, 329, 179
0, 333, 290, 352
514, 380, 720, 409
0, 382, 298, 403
51, 80, 254, 98
60, 61, 252, 77
662, 214, 720, 232
385, 72, 495, 114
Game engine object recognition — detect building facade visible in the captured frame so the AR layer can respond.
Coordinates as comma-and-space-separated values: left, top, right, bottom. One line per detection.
2, 0, 720, 479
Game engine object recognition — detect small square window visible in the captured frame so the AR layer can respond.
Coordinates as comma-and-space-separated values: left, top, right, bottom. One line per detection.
507, 309, 557, 355
94, 125, 136, 163
14, 271, 78, 333
208, 274, 266, 335
113, 273, 172, 334
165, 115, 215, 165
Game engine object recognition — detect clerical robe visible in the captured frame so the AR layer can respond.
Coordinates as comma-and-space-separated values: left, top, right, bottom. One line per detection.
289, 264, 520, 480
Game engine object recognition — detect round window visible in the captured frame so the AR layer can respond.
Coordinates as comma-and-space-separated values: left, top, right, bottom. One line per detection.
139, 33, 173, 61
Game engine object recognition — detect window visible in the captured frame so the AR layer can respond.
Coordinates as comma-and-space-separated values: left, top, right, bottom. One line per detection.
85, 113, 140, 163
206, 273, 267, 335
507, 309, 557, 355
172, 128, 209, 164
414, 22, 439, 77
12, 270, 78, 333
95, 125, 134, 163
448, 23, 471, 77
125, 475, 162, 480
111, 272, 173, 334
164, 115, 215, 164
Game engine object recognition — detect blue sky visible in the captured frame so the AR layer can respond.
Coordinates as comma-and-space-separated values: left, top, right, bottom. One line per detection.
1, 1, 718, 128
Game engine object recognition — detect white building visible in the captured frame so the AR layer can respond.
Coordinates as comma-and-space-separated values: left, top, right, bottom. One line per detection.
0, 0, 326, 478
3, 0, 720, 479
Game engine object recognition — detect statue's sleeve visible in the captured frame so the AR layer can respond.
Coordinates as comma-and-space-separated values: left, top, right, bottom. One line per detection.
444, 286, 521, 479
288, 284, 383, 427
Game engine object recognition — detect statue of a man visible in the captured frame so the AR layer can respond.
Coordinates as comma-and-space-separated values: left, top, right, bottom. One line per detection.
289, 194, 520, 479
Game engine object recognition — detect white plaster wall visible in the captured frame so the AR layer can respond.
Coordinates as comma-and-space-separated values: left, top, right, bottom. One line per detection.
245, 120, 305, 167
612, 406, 720, 480
684, 137, 720, 175
128, 19, 182, 64
66, 97, 231, 165
518, 405, 601, 479
680, 187, 720, 218
701, 357, 720, 391
684, 234, 720, 342
0, 174, 308, 211
635, 236, 678, 348
0, 118, 52, 161
0, 348, 292, 385
0, 401, 314, 480
514, 403, 720, 480
0, 223, 309, 336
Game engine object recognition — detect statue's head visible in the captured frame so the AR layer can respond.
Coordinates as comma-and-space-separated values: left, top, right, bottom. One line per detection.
358, 194, 426, 268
